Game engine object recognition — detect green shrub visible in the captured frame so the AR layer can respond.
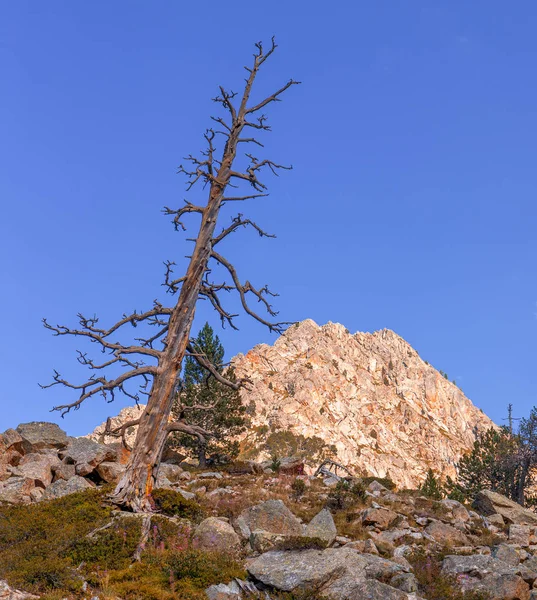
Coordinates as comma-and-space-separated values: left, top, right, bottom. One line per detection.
152, 488, 204, 521
67, 516, 141, 569
0, 489, 114, 592
270, 455, 281, 473
291, 477, 307, 500
273, 535, 328, 551
408, 548, 489, 600
326, 479, 366, 510
164, 549, 246, 589
349, 480, 366, 501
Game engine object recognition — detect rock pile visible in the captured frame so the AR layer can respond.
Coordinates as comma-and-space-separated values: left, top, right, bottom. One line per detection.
201, 479, 537, 600
0, 421, 189, 504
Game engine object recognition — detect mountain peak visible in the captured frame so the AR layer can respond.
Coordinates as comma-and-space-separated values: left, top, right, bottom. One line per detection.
233, 319, 493, 488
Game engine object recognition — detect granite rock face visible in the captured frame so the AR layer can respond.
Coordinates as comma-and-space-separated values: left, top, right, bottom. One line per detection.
233, 319, 495, 487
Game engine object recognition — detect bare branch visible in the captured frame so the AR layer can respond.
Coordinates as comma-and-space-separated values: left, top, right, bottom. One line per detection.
186, 342, 249, 389
221, 193, 268, 203
163, 201, 204, 232
211, 250, 293, 333
104, 417, 142, 450
166, 420, 214, 445
199, 283, 239, 330
246, 79, 301, 115
43, 366, 157, 416
212, 214, 275, 246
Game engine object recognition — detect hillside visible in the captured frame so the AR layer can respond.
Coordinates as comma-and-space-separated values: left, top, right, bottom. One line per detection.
232, 319, 494, 488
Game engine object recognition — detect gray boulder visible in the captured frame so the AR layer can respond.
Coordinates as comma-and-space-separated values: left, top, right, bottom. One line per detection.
192, 517, 241, 554
342, 579, 415, 599
158, 463, 185, 482
0, 580, 39, 600
509, 524, 531, 546
246, 547, 406, 598
16, 422, 68, 451
473, 490, 537, 525
198, 471, 223, 480
493, 544, 521, 566
235, 499, 303, 539
205, 581, 242, 600
366, 480, 390, 494
390, 572, 419, 593
467, 573, 530, 600
59, 438, 117, 476
424, 521, 470, 546
42, 475, 93, 500
305, 508, 337, 545
52, 462, 76, 482
442, 554, 513, 577
362, 507, 398, 530
96, 461, 125, 483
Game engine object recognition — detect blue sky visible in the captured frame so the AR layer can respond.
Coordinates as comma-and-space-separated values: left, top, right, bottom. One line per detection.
1, 1, 536, 436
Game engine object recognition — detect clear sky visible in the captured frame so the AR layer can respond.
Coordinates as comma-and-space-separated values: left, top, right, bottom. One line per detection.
1, 1, 536, 436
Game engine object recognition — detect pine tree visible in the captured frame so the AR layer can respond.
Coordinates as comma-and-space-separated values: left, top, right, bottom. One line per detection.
169, 323, 248, 467
420, 469, 444, 500
449, 427, 521, 502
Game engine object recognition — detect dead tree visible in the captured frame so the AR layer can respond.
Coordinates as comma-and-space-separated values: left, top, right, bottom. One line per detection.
41, 39, 299, 511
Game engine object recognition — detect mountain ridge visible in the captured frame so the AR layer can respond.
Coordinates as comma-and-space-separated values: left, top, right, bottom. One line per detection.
232, 319, 495, 487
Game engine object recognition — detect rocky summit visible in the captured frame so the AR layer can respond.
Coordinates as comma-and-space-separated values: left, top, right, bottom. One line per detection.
233, 319, 494, 488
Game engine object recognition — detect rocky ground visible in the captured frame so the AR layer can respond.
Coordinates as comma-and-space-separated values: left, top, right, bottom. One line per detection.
3, 422, 537, 600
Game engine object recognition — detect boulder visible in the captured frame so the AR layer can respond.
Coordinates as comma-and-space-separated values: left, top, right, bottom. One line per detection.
468, 573, 530, 600
424, 521, 469, 546
205, 580, 258, 600
59, 438, 117, 476
177, 488, 195, 501
205, 581, 242, 600
389, 572, 419, 594
441, 500, 471, 523
442, 554, 535, 588
362, 507, 398, 530
509, 524, 531, 547
52, 462, 76, 482
96, 461, 125, 483
488, 513, 506, 526
0, 478, 35, 504
278, 457, 305, 476
367, 480, 390, 495
158, 463, 185, 482
16, 453, 59, 488
235, 500, 303, 539
305, 509, 337, 545
198, 472, 223, 480
341, 579, 414, 599
0, 429, 24, 453
192, 517, 241, 554
246, 548, 406, 598
473, 490, 537, 525
0, 580, 39, 600
493, 544, 521, 566
16, 422, 68, 451
42, 475, 93, 500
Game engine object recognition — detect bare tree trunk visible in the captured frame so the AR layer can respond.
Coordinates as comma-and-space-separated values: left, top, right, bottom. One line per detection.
112, 191, 225, 510
198, 443, 207, 469
517, 456, 531, 506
